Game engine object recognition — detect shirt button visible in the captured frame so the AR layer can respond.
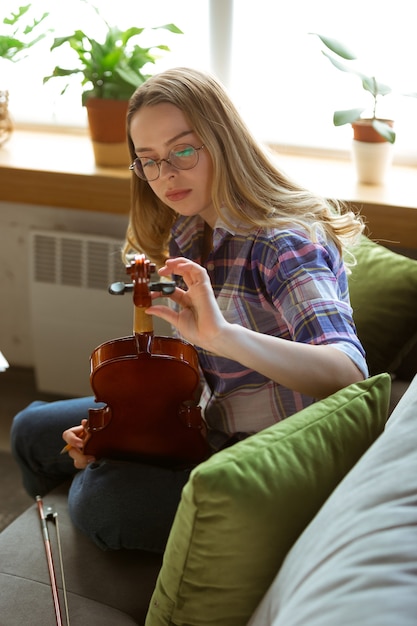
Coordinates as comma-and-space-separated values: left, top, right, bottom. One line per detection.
206, 262, 215, 271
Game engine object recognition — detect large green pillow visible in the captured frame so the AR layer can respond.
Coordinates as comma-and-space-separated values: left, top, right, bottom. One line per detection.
145, 373, 391, 626
347, 236, 417, 376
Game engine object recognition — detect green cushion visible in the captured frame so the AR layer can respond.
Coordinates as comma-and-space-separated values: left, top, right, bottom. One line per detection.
145, 373, 391, 626
347, 236, 417, 375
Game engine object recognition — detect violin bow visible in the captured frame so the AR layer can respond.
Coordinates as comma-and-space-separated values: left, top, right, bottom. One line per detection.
36, 496, 70, 626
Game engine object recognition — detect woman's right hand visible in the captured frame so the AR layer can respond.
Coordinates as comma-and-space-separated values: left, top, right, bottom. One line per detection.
147, 257, 229, 353
62, 419, 96, 469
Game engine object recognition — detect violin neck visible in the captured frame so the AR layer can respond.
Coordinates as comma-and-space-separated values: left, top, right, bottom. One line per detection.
134, 305, 154, 353
134, 304, 153, 333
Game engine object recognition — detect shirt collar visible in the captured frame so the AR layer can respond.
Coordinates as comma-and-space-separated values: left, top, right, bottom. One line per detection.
171, 211, 248, 246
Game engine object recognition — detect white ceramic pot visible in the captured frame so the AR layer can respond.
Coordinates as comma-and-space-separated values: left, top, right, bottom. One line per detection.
351, 139, 393, 185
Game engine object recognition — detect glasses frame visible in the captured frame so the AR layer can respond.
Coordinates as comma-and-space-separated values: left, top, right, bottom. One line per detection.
129, 144, 205, 181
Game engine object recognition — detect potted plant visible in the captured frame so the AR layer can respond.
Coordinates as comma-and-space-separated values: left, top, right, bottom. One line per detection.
43, 5, 182, 166
0, 3, 50, 146
310, 33, 416, 183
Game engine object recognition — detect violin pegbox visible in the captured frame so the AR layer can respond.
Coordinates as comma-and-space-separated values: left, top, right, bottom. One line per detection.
127, 253, 156, 283
108, 253, 175, 297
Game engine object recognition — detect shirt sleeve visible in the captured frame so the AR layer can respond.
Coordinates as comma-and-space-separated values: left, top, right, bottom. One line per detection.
263, 231, 369, 378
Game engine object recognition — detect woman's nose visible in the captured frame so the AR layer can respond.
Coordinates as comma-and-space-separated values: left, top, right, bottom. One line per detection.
159, 159, 177, 178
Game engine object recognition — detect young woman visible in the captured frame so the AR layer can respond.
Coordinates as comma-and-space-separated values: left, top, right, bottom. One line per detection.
11, 67, 367, 553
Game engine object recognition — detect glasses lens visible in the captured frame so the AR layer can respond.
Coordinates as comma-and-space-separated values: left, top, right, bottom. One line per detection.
131, 144, 202, 181
170, 145, 198, 170
134, 158, 159, 181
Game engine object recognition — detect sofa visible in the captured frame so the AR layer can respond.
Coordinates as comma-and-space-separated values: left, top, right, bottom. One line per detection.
0, 236, 416, 625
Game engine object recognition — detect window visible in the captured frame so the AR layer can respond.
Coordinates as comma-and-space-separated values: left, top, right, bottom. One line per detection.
3, 0, 210, 127
229, 0, 417, 161
3, 0, 417, 163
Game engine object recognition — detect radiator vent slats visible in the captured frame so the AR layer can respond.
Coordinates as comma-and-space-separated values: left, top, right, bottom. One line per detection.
33, 235, 57, 283
32, 231, 125, 290
29, 229, 131, 396
29, 229, 172, 396
62, 237, 83, 287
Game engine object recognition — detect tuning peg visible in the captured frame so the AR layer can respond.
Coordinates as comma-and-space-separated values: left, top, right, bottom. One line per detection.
149, 281, 176, 295
108, 282, 134, 295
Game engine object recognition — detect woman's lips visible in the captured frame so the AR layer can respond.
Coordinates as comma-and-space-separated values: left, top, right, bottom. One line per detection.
165, 189, 191, 202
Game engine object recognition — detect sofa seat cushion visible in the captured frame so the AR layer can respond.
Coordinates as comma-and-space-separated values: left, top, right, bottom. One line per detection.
248, 374, 417, 626
0, 576, 139, 626
145, 374, 391, 626
0, 485, 162, 625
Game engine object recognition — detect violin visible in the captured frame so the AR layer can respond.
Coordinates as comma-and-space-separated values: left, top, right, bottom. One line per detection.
82, 254, 210, 466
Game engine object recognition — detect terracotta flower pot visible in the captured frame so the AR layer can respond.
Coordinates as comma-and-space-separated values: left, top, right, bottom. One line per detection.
85, 98, 130, 167
351, 118, 394, 143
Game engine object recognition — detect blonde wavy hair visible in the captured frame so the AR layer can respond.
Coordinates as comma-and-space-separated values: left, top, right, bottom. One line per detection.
124, 67, 363, 268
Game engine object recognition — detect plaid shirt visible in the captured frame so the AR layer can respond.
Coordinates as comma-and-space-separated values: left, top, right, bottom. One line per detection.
169, 215, 368, 449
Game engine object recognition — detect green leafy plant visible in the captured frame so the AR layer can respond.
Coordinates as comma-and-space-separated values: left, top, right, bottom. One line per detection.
43, 5, 183, 105
311, 33, 399, 143
0, 4, 50, 62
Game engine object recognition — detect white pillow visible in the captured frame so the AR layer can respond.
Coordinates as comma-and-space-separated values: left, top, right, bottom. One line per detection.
248, 375, 417, 626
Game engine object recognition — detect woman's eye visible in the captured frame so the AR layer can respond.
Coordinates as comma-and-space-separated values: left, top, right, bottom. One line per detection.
141, 158, 156, 168
175, 147, 194, 158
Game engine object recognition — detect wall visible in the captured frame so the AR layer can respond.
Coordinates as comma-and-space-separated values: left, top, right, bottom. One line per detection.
0, 201, 127, 367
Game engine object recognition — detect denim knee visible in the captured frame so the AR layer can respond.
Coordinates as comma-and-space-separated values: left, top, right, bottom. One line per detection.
10, 400, 80, 498
68, 459, 191, 552
10, 401, 47, 454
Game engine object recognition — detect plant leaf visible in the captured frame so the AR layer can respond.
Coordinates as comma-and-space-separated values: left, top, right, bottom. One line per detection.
361, 75, 392, 97
43, 16, 182, 101
310, 33, 357, 60
0, 5, 49, 62
372, 119, 396, 143
321, 50, 357, 74
43, 66, 83, 83
3, 5, 31, 27
153, 23, 184, 35
333, 108, 365, 126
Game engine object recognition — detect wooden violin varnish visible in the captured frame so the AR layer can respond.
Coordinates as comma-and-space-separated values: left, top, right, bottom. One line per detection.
82, 253, 210, 466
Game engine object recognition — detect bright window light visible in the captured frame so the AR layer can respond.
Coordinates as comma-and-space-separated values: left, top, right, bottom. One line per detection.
229, 0, 417, 161
2, 0, 210, 127
2, 0, 416, 163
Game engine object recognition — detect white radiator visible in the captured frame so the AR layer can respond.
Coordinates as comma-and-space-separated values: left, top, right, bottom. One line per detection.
29, 230, 171, 397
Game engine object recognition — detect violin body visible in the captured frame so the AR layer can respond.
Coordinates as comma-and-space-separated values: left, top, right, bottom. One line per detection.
82, 254, 210, 466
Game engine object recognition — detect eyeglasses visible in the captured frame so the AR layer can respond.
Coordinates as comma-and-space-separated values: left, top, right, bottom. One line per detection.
129, 144, 205, 181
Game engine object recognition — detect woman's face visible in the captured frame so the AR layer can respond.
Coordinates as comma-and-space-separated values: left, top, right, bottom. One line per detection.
129, 103, 216, 227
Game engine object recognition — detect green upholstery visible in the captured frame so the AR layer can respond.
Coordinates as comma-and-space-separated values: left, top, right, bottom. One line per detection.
146, 374, 391, 626
348, 236, 417, 375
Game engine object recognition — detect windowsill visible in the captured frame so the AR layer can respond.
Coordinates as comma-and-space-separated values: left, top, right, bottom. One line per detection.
0, 129, 416, 248
271, 145, 417, 211
0, 129, 131, 214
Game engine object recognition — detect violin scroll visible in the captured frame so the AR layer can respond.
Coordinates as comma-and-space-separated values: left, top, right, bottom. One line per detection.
109, 253, 175, 297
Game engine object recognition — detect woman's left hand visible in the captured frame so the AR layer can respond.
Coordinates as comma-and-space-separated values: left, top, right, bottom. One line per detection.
146, 257, 228, 351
